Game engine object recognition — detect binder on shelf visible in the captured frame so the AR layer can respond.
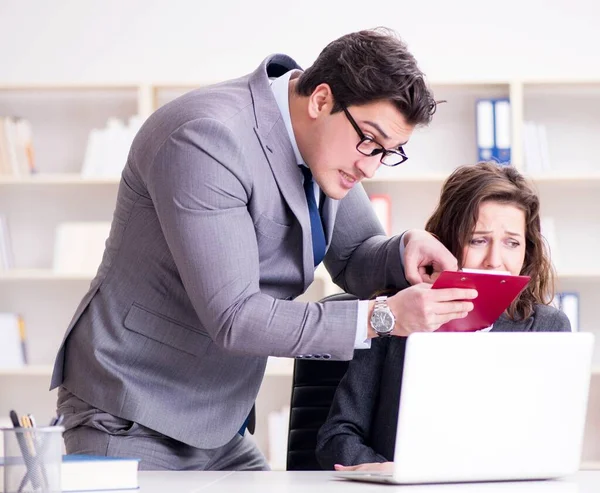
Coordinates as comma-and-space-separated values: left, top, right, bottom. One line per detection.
494, 99, 511, 164
476, 99, 495, 162
369, 194, 392, 235
555, 292, 580, 332
476, 98, 511, 165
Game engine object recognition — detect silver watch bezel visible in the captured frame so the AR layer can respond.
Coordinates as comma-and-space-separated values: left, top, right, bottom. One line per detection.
370, 295, 395, 337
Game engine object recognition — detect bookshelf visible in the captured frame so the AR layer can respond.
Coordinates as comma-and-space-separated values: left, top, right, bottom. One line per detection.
0, 78, 599, 469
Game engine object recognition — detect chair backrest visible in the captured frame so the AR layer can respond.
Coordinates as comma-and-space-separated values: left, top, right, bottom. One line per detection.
286, 292, 358, 471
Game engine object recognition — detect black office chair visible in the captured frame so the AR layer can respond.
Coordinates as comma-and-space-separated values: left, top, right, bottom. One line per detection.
286, 292, 358, 471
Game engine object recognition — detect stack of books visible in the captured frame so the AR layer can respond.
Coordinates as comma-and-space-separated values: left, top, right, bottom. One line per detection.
0, 116, 35, 176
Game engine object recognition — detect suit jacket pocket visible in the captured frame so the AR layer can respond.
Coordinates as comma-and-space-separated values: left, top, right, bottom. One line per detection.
255, 213, 292, 240
123, 303, 211, 357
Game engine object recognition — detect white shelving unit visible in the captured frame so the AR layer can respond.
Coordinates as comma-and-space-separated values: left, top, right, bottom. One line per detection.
1, 78, 599, 468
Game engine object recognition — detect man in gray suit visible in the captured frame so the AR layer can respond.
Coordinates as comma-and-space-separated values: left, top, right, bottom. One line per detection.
51, 28, 476, 470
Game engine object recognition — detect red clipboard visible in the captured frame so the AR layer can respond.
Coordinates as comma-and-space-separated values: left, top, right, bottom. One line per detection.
431, 270, 531, 332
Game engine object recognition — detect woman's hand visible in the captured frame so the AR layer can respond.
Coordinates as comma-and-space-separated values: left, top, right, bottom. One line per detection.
334, 462, 394, 472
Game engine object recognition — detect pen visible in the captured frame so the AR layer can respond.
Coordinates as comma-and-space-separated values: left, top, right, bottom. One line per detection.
49, 414, 64, 427
8, 410, 44, 492
9, 410, 40, 491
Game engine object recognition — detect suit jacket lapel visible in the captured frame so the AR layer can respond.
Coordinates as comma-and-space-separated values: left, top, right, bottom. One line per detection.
248, 55, 316, 290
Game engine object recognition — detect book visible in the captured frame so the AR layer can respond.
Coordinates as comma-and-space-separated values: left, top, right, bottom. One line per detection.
0, 454, 140, 491
0, 214, 15, 271
81, 115, 143, 178
0, 313, 26, 368
432, 270, 530, 332
0, 116, 35, 176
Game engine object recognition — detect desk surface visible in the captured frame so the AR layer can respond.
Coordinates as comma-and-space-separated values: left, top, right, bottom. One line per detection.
136, 470, 600, 492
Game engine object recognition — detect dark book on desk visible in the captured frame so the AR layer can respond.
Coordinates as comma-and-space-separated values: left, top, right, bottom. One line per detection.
1, 454, 140, 491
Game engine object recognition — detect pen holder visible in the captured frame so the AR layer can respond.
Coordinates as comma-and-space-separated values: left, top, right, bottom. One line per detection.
2, 426, 64, 493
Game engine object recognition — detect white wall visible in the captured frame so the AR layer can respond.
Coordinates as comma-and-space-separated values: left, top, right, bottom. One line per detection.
1, 0, 599, 83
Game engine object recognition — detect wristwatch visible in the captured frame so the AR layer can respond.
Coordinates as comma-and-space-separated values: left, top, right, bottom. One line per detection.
370, 296, 395, 337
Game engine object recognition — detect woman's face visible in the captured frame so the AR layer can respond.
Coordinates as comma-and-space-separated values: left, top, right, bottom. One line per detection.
461, 201, 527, 276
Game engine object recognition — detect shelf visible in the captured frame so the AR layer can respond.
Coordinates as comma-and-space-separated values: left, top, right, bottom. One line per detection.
365, 171, 600, 185
557, 271, 600, 279
0, 174, 119, 185
2, 171, 600, 187
0, 83, 141, 91
0, 365, 53, 377
529, 172, 600, 183
0, 269, 94, 281
366, 173, 447, 184
5, 79, 598, 91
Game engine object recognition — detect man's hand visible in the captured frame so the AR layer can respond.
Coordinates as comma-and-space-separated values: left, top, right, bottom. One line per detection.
403, 229, 458, 284
387, 283, 477, 335
334, 462, 393, 472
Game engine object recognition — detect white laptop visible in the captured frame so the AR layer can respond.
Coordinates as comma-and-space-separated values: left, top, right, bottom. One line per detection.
337, 332, 594, 485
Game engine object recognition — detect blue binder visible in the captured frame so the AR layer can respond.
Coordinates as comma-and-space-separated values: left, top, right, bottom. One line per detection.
476, 98, 511, 165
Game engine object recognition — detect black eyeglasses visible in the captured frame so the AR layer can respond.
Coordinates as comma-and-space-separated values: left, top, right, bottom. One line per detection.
342, 106, 408, 167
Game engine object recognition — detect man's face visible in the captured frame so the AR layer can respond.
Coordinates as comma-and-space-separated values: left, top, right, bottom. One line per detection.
300, 87, 414, 200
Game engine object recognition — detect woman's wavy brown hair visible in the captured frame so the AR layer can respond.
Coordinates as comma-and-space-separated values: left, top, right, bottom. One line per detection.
424, 162, 555, 320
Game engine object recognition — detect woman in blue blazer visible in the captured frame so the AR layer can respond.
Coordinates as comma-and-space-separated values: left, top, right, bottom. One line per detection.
316, 162, 571, 472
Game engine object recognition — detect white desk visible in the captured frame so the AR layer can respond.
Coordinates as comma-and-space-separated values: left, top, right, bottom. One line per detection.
136, 470, 600, 493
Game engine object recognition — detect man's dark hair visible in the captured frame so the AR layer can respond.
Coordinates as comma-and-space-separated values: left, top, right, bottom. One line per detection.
295, 27, 436, 126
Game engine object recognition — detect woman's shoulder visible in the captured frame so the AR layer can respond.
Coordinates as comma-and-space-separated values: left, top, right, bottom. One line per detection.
531, 304, 571, 332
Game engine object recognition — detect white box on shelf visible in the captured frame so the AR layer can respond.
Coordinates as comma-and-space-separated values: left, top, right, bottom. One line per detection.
53, 222, 111, 275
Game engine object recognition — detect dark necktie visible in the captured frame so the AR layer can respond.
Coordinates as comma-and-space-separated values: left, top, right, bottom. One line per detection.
300, 166, 326, 266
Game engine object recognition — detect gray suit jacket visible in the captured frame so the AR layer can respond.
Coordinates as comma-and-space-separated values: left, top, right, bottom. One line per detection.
50, 54, 410, 449
315, 304, 571, 469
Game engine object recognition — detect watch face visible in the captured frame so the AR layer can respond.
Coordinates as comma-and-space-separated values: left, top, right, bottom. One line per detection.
372, 310, 394, 333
